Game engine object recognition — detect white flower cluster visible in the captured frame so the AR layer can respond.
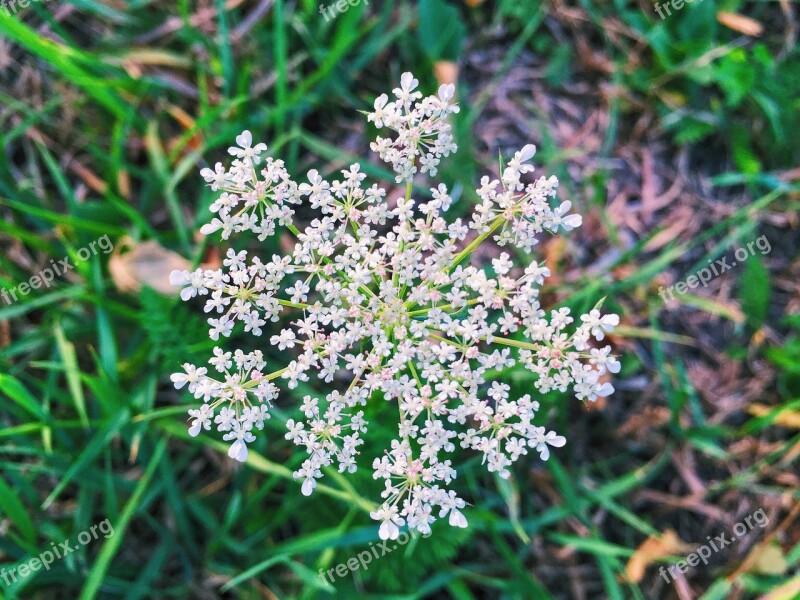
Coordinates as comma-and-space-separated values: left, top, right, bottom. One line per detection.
171, 73, 619, 539
198, 130, 301, 240
369, 72, 459, 182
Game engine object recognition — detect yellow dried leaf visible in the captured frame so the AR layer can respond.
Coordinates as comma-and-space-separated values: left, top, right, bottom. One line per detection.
752, 544, 789, 575
745, 542, 788, 576
625, 529, 691, 583
747, 403, 800, 430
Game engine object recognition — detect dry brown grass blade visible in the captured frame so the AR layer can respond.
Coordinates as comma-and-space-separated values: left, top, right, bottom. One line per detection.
717, 11, 764, 36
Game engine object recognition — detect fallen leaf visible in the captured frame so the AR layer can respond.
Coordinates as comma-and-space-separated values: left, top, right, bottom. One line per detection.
717, 12, 763, 36
109, 237, 192, 295
742, 542, 788, 576
625, 529, 692, 584
617, 406, 671, 437
543, 237, 566, 286
434, 61, 458, 87
747, 403, 800, 430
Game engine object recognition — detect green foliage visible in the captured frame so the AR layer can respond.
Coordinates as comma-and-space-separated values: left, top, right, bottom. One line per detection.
417, 0, 466, 63
738, 254, 770, 329
766, 314, 800, 399
139, 288, 209, 367
610, 2, 799, 171
0, 1, 797, 598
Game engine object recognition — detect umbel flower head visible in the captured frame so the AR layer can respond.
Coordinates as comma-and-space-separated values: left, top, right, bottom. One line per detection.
171, 72, 619, 539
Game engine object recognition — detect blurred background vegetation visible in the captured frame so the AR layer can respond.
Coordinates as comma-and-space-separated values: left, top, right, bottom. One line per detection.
1, 0, 799, 598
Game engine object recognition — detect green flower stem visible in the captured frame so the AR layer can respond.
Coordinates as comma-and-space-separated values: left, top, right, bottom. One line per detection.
394, 181, 414, 298
277, 299, 310, 310
448, 215, 506, 272
408, 298, 480, 317
486, 336, 541, 351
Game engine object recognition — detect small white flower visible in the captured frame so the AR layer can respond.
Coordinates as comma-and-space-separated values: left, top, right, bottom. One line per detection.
228, 130, 267, 164
582, 310, 619, 340
270, 329, 296, 350
393, 72, 421, 107
531, 428, 566, 461
370, 504, 405, 540
171, 364, 207, 390
367, 94, 391, 127
188, 404, 213, 437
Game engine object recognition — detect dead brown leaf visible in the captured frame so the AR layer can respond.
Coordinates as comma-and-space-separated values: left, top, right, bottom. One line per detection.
543, 237, 566, 286
109, 237, 192, 295
625, 529, 692, 583
717, 12, 764, 36
617, 406, 670, 437
434, 61, 458, 87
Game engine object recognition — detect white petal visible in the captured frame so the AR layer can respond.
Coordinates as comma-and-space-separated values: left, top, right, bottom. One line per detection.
379, 520, 399, 540
200, 221, 221, 236
518, 144, 536, 162
170, 373, 188, 389
601, 314, 620, 328
449, 509, 468, 528
438, 84, 455, 102
563, 214, 582, 230
236, 130, 252, 148
228, 440, 247, 462
538, 443, 550, 461
597, 382, 615, 397
169, 269, 189, 286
